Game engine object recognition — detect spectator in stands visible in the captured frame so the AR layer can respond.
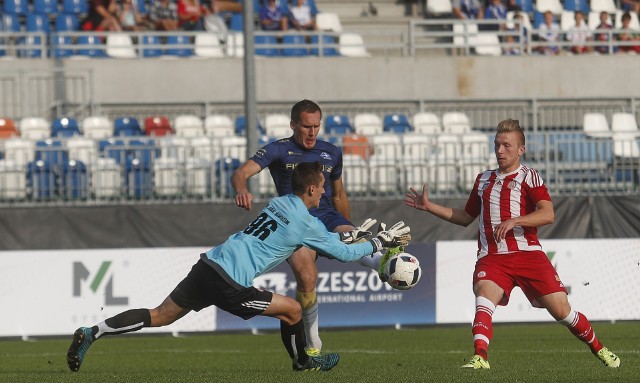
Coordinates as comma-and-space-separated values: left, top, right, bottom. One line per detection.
150, 0, 179, 31
536, 11, 560, 55
178, 0, 207, 30
82, 0, 122, 31
503, 12, 528, 55
616, 12, 640, 53
260, 0, 287, 31
118, 0, 145, 31
452, 0, 484, 20
566, 11, 592, 54
594, 11, 614, 54
288, 0, 317, 31
483, 0, 507, 31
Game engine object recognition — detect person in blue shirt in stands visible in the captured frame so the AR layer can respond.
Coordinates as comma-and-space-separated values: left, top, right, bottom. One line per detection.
260, 0, 287, 31
66, 161, 411, 373
231, 99, 398, 357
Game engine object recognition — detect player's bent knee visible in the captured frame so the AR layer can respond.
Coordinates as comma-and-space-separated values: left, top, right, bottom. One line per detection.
296, 289, 317, 310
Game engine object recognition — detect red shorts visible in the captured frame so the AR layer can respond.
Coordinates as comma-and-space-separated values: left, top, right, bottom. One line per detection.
473, 250, 567, 308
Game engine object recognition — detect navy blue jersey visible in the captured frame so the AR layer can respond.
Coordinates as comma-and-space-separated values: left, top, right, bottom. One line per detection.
251, 137, 344, 211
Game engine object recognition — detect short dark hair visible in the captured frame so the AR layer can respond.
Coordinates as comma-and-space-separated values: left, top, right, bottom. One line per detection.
291, 162, 323, 195
290, 99, 322, 123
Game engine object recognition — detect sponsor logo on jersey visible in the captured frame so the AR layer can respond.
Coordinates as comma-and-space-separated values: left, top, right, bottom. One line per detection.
287, 151, 302, 156
320, 152, 331, 160
255, 148, 266, 158
508, 180, 517, 189
477, 271, 487, 278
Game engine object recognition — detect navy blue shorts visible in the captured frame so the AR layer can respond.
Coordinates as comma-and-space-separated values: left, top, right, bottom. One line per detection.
310, 208, 353, 232
170, 259, 273, 320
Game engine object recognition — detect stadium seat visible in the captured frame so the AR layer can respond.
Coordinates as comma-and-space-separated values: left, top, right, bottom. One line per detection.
590, 0, 617, 13
154, 156, 184, 197
560, 10, 576, 31
106, 33, 137, 59
114, 117, 143, 136
75, 35, 108, 58
164, 35, 193, 57
21, 14, 50, 58
185, 157, 211, 196
453, 23, 478, 49
144, 116, 174, 136
227, 32, 244, 57
194, 33, 224, 58
515, 0, 534, 13
125, 156, 153, 199
34, 0, 60, 15
173, 114, 205, 137
342, 154, 368, 193
63, 0, 89, 15
92, 157, 121, 198
429, 134, 460, 192
3, 0, 29, 15
564, 0, 590, 12
339, 33, 370, 57
217, 136, 247, 161
0, 159, 27, 199
401, 133, 432, 162
204, 114, 235, 137
536, 0, 563, 14
191, 136, 213, 162
442, 112, 472, 134
19, 117, 50, 140
3, 137, 35, 167
132, 0, 148, 15
369, 155, 399, 194
214, 157, 241, 197
141, 35, 162, 58
460, 133, 491, 189
51, 117, 81, 137
61, 159, 89, 199
229, 12, 243, 31
370, 134, 402, 159
27, 160, 58, 200
265, 114, 291, 138
35, 139, 69, 167
158, 135, 189, 163
235, 116, 264, 136
354, 113, 383, 136
583, 113, 612, 138
0, 118, 19, 139
324, 114, 353, 135
342, 134, 371, 159
474, 33, 502, 56
611, 113, 640, 136
426, 0, 453, 14
612, 135, 640, 158
316, 12, 343, 33
67, 136, 97, 166
255, 34, 280, 57
310, 34, 339, 56
383, 113, 412, 134
281, 34, 308, 57
412, 112, 441, 135
2, 14, 21, 33
53, 14, 79, 57
82, 116, 112, 139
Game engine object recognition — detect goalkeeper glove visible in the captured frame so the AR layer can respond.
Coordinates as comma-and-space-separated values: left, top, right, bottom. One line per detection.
339, 218, 377, 244
369, 221, 411, 253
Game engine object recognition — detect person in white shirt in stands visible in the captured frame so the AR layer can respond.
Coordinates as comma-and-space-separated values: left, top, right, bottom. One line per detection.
566, 11, 593, 54
536, 10, 560, 55
288, 0, 317, 30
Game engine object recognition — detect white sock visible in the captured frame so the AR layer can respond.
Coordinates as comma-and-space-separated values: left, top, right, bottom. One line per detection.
302, 302, 322, 350
356, 251, 384, 270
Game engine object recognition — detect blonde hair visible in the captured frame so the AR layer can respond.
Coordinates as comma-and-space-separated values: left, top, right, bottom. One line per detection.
496, 118, 525, 146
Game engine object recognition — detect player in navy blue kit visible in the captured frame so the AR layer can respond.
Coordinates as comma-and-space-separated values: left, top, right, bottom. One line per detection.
231, 100, 390, 355
66, 162, 411, 373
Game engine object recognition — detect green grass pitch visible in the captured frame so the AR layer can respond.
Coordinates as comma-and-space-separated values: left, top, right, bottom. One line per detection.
2, 321, 638, 383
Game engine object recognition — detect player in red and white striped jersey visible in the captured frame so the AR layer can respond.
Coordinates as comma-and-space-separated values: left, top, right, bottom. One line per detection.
404, 118, 620, 369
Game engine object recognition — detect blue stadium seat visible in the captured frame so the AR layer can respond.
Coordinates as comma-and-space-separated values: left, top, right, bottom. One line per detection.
255, 35, 280, 56
132, 0, 148, 15
229, 13, 244, 31
2, 14, 22, 33
125, 156, 153, 199
235, 116, 265, 136
310, 35, 339, 56
34, 0, 60, 15
55, 13, 79, 31
62, 159, 89, 199
114, 117, 143, 136
4, 0, 29, 16
53, 15, 78, 57
324, 114, 353, 135
35, 139, 69, 167
20, 13, 50, 58
281, 34, 308, 56
141, 35, 162, 57
27, 160, 57, 200
515, 0, 534, 13
533, 11, 544, 29
383, 113, 412, 134
63, 0, 89, 15
564, 0, 590, 12
51, 117, 81, 137
165, 35, 193, 57
75, 35, 108, 57
215, 157, 241, 197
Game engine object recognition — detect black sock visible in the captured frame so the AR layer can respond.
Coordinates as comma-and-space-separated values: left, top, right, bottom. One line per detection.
280, 319, 309, 367
94, 309, 152, 339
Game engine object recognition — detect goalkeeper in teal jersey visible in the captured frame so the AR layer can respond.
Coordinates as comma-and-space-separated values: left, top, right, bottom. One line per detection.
66, 162, 411, 373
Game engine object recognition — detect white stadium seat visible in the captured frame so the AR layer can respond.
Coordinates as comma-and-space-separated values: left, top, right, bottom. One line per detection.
354, 113, 383, 136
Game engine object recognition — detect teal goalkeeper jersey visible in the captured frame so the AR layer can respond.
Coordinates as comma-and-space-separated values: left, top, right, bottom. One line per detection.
203, 194, 374, 288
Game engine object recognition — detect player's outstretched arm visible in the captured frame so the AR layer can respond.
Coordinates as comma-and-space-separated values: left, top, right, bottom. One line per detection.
231, 160, 262, 211
405, 184, 475, 227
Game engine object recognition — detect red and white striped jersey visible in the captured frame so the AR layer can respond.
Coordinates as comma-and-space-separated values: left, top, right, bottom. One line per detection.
464, 165, 551, 258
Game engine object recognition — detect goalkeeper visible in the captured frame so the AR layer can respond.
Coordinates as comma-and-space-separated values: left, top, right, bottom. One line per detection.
67, 162, 410, 373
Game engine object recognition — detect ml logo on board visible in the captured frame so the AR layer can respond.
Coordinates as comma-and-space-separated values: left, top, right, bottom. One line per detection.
73, 261, 128, 305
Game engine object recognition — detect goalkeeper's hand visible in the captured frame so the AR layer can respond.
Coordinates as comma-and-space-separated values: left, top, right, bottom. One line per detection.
339, 218, 378, 244
369, 221, 411, 252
